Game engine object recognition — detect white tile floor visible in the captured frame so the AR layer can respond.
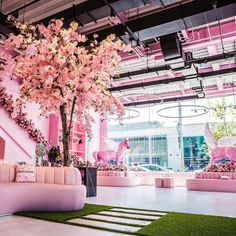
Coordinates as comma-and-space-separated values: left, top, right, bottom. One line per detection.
83, 214, 152, 225
1, 186, 236, 236
97, 210, 161, 220
68, 218, 142, 232
0, 215, 128, 236
87, 186, 236, 218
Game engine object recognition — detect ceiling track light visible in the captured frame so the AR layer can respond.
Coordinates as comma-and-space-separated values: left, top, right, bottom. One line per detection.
159, 0, 165, 8
110, 7, 116, 19
129, 35, 140, 47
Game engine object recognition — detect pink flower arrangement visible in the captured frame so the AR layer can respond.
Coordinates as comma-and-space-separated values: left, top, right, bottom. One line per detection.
70, 155, 93, 168
204, 161, 236, 172
96, 162, 127, 171
0, 85, 48, 147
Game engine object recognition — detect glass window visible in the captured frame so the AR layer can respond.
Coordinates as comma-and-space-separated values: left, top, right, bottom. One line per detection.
106, 95, 236, 172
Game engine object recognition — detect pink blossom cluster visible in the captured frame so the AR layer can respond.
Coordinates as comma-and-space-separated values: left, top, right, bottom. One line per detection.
70, 155, 93, 168
1, 18, 131, 138
204, 161, 236, 172
96, 162, 127, 171
0, 85, 48, 146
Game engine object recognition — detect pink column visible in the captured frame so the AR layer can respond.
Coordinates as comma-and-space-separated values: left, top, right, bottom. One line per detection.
48, 114, 59, 146
99, 118, 107, 151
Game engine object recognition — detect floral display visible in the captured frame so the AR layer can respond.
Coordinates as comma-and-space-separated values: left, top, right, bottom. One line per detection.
70, 155, 93, 168
0, 17, 130, 166
96, 162, 127, 171
35, 143, 46, 157
48, 146, 61, 163
203, 161, 236, 172
0, 85, 48, 146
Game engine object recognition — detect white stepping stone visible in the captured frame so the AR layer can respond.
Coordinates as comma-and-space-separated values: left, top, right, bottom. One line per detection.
98, 211, 160, 220
84, 214, 152, 226
67, 218, 142, 233
110, 208, 167, 216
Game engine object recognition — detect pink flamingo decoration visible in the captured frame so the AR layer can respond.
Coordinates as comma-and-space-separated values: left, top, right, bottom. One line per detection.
204, 123, 236, 164
92, 139, 130, 164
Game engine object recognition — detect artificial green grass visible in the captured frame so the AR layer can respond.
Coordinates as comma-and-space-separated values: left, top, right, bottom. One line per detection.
15, 204, 236, 236
138, 212, 236, 236
16, 203, 112, 222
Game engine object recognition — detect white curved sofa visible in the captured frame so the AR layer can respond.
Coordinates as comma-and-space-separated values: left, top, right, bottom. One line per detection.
0, 163, 86, 215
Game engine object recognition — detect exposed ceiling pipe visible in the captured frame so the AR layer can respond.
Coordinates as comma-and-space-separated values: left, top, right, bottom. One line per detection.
118, 51, 236, 78
7, 0, 40, 17
123, 95, 199, 107
86, 0, 236, 42
39, 0, 140, 26
110, 66, 236, 92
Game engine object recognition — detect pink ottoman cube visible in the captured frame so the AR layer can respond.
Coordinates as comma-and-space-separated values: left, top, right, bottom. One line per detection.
155, 178, 163, 188
162, 178, 174, 188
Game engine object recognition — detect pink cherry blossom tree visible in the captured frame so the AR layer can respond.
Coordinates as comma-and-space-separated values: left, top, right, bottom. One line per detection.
0, 17, 130, 166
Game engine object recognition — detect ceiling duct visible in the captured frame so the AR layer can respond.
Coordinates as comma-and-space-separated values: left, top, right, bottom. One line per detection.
160, 33, 182, 61
159, 32, 185, 70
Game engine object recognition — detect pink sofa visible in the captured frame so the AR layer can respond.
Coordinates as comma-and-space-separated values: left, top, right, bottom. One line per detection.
186, 172, 236, 192
0, 164, 86, 215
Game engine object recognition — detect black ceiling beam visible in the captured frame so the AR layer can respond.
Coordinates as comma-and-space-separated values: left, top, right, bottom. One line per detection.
7, 0, 40, 17
123, 95, 199, 107
118, 51, 236, 79
39, 0, 119, 25
110, 66, 236, 92
86, 0, 236, 41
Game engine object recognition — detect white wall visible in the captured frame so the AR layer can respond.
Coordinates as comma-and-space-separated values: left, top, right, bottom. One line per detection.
1, 77, 49, 163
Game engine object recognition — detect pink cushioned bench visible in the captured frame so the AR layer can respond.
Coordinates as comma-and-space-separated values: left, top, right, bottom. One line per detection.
186, 179, 236, 192
186, 172, 236, 192
97, 171, 194, 187
0, 164, 86, 215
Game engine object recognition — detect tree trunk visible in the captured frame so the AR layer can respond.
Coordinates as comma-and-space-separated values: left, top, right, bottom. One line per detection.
59, 104, 70, 166
59, 97, 77, 166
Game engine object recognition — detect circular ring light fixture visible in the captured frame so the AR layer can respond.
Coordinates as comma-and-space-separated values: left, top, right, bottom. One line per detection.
157, 104, 210, 118
117, 92, 163, 108
106, 108, 140, 121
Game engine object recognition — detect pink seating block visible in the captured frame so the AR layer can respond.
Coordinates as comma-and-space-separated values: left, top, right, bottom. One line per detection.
162, 178, 174, 188
155, 178, 163, 188
0, 164, 86, 215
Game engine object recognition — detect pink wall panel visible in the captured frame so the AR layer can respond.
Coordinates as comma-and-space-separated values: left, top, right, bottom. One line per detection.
0, 136, 5, 160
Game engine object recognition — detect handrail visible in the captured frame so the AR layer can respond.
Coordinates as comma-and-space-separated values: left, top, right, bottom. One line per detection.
0, 124, 32, 159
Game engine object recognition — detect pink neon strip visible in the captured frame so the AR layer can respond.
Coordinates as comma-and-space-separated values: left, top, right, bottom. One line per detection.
0, 124, 32, 159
